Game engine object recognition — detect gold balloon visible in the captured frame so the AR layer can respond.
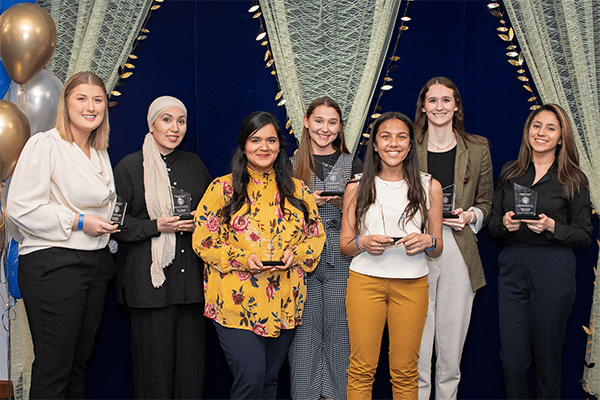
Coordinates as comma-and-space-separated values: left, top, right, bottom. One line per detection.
0, 100, 30, 181
0, 3, 57, 85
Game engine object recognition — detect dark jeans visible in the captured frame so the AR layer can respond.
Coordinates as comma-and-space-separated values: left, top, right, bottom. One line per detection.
214, 321, 294, 399
498, 244, 576, 399
19, 247, 115, 399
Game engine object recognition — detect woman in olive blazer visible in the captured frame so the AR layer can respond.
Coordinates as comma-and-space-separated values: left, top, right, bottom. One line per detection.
414, 77, 494, 400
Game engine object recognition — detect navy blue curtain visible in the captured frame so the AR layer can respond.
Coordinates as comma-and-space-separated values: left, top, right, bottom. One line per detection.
84, 1, 598, 399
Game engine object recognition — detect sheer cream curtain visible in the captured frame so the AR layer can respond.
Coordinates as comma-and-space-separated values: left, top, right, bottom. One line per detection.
37, 0, 154, 90
504, 0, 600, 394
259, 0, 402, 152
7, 2, 153, 399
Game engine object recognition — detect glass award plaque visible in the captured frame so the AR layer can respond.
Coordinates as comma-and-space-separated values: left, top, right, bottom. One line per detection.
260, 237, 285, 266
321, 166, 345, 197
172, 188, 193, 220
513, 183, 539, 220
110, 195, 128, 229
380, 203, 405, 243
442, 184, 458, 219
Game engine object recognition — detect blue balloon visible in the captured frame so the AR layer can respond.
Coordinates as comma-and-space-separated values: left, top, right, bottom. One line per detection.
0, 0, 35, 16
4, 238, 21, 299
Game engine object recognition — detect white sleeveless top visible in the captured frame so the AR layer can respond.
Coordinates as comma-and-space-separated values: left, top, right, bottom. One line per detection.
349, 172, 431, 279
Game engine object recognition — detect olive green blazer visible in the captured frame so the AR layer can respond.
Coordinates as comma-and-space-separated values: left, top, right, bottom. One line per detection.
416, 131, 494, 291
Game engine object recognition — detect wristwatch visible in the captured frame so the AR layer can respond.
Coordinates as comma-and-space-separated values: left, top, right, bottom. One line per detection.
426, 235, 436, 251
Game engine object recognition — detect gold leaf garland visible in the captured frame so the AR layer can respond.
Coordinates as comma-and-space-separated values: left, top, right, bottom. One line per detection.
487, 2, 540, 111
109, 0, 164, 108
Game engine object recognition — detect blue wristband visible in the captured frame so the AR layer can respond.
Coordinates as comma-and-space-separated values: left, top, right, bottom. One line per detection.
425, 234, 436, 251
355, 236, 362, 251
78, 214, 85, 231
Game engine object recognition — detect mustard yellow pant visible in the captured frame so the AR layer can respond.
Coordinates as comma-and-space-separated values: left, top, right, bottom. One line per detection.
346, 270, 429, 400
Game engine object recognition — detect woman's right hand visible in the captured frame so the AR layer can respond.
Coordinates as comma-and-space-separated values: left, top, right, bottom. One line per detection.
359, 234, 394, 256
82, 214, 120, 237
312, 191, 328, 206
247, 254, 265, 274
503, 211, 521, 232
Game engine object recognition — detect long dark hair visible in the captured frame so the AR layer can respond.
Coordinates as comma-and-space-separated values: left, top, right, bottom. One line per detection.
354, 112, 429, 235
294, 97, 350, 187
499, 103, 588, 198
221, 111, 315, 227
414, 76, 489, 183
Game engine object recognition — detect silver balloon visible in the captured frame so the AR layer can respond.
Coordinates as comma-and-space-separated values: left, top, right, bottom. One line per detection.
8, 69, 63, 136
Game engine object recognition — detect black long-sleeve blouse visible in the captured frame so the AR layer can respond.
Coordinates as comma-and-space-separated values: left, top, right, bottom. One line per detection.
488, 161, 592, 248
112, 148, 212, 307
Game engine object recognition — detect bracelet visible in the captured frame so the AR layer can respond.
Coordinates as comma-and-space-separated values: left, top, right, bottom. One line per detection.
78, 214, 85, 231
425, 234, 436, 251
355, 236, 362, 251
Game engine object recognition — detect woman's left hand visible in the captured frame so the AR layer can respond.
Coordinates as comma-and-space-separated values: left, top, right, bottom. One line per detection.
326, 196, 343, 210
270, 249, 295, 271
523, 213, 555, 234
443, 208, 473, 231
175, 211, 196, 233
399, 232, 433, 255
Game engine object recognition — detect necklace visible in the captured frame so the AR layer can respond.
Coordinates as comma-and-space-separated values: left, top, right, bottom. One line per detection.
428, 137, 456, 152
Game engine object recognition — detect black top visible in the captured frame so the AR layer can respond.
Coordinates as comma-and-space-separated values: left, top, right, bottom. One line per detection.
427, 147, 456, 188
313, 152, 363, 181
112, 148, 212, 307
488, 161, 592, 248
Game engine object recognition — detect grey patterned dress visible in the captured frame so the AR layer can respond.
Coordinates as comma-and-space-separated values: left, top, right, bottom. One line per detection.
288, 152, 354, 400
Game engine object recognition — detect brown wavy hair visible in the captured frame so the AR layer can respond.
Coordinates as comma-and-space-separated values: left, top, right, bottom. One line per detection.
354, 112, 428, 235
499, 103, 588, 198
414, 77, 489, 183
293, 97, 350, 187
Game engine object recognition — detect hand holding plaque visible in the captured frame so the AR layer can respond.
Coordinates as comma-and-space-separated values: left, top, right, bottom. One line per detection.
259, 237, 285, 266
110, 195, 128, 230
172, 188, 193, 220
442, 184, 458, 219
513, 183, 540, 220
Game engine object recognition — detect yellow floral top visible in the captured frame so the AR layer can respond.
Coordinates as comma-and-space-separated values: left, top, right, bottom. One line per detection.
192, 168, 325, 338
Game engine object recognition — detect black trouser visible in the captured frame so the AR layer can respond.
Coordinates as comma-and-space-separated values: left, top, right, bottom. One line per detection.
214, 322, 294, 399
19, 247, 115, 399
498, 244, 576, 399
129, 303, 206, 399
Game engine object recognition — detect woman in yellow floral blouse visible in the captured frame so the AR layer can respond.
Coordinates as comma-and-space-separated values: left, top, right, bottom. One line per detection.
193, 111, 325, 399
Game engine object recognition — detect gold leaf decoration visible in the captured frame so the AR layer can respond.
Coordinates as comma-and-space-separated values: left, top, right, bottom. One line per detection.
584, 325, 593, 335
110, 90, 122, 96
256, 32, 267, 41
271, 70, 276, 75
507, 45, 517, 50
125, 63, 135, 69
487, 2, 500, 8
275, 90, 283, 100
508, 59, 520, 66
253, 12, 261, 19
155, 0, 164, 2
517, 76, 529, 82
500, 19, 506, 24
383, 77, 393, 82
518, 52, 524, 65
530, 105, 540, 110
120, 72, 133, 79
248, 5, 260, 12
264, 50, 271, 61
141, 28, 149, 33
508, 27, 514, 41
150, 4, 160, 10
129, 54, 138, 59
528, 96, 537, 102
517, 69, 525, 73
277, 99, 286, 106
497, 27, 508, 32
490, 10, 503, 17
523, 85, 533, 92
289, 128, 294, 134
401, 16, 411, 21
375, 105, 382, 110
390, 56, 400, 61
506, 51, 518, 57
381, 85, 393, 91
116, 82, 124, 87
266, 59, 274, 68
363, 133, 370, 138
285, 119, 292, 129
372, 113, 381, 119
137, 35, 147, 41
109, 101, 118, 107
400, 26, 409, 31
499, 34, 510, 41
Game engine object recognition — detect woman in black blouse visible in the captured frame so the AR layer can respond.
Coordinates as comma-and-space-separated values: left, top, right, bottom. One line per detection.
488, 103, 591, 399
113, 96, 211, 399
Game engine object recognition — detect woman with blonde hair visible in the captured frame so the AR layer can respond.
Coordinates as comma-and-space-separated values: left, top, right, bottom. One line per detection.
7, 71, 118, 399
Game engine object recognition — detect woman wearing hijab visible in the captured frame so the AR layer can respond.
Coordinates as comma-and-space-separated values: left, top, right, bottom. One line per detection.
113, 96, 212, 399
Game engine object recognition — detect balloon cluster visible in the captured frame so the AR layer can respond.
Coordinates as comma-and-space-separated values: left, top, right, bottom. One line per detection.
0, 2, 60, 253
